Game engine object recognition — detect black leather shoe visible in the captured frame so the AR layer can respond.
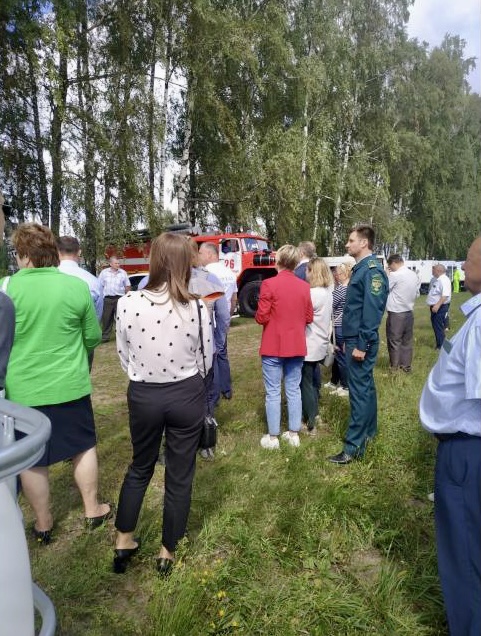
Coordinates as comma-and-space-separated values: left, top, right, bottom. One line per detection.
156, 557, 174, 577
33, 527, 53, 545
222, 391, 232, 400
113, 538, 141, 574
327, 451, 354, 465
85, 504, 114, 529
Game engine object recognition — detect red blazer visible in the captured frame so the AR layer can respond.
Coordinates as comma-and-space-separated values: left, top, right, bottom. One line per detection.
255, 269, 313, 357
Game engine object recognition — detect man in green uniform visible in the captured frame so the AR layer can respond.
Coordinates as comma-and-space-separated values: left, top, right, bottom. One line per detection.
328, 224, 388, 464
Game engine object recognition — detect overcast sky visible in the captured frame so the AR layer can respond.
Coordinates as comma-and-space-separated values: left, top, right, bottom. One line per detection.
407, 0, 481, 93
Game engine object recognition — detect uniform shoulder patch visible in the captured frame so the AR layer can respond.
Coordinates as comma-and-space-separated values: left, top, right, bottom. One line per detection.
370, 273, 383, 295
368, 259, 378, 268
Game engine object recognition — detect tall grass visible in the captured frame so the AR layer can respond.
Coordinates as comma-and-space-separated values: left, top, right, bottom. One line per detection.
24, 293, 468, 635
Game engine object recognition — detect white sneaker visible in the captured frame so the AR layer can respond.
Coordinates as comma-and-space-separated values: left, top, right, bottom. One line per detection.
281, 431, 300, 447
335, 387, 349, 397
323, 382, 338, 391
427, 492, 435, 502
260, 435, 280, 450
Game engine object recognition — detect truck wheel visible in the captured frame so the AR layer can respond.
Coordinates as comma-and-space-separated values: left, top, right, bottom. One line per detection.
239, 280, 262, 317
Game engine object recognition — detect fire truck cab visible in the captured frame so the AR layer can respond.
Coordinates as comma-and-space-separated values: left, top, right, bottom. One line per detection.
107, 226, 277, 317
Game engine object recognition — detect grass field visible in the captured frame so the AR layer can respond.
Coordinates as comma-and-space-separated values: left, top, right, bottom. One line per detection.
25, 293, 471, 635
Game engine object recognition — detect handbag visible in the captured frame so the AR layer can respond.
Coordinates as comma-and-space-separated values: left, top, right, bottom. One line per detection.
195, 300, 218, 449
322, 342, 335, 368
321, 314, 336, 368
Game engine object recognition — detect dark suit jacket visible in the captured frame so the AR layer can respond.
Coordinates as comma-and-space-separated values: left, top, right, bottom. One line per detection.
294, 261, 308, 281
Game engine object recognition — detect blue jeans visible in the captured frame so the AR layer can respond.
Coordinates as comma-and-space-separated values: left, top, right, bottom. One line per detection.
261, 356, 303, 436
205, 353, 220, 416
216, 337, 232, 396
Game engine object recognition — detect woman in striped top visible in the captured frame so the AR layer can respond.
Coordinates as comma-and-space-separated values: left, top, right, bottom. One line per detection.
328, 263, 352, 396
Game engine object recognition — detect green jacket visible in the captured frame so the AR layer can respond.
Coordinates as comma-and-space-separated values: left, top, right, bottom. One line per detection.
1, 268, 101, 406
342, 255, 388, 351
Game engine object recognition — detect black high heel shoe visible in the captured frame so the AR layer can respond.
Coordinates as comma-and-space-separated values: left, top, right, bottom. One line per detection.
33, 527, 53, 545
113, 538, 141, 574
86, 503, 114, 530
156, 557, 174, 577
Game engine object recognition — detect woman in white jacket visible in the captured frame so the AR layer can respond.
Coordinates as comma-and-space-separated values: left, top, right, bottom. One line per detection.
301, 258, 333, 433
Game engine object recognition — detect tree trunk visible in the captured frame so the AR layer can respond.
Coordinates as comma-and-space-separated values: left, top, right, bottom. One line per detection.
26, 49, 49, 225
103, 167, 113, 237
147, 35, 157, 207
177, 86, 194, 223
330, 126, 352, 255
50, 50, 68, 235
159, 19, 173, 217
77, 4, 97, 273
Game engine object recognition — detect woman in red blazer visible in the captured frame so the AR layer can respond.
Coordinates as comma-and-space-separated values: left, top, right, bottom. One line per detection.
255, 245, 314, 449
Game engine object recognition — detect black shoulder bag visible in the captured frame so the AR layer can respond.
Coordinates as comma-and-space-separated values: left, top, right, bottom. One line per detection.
195, 300, 218, 450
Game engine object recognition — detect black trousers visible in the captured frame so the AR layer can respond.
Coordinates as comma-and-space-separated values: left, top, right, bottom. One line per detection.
101, 295, 121, 342
115, 375, 206, 553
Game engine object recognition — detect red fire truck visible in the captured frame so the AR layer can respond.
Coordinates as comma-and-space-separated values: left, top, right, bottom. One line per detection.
106, 225, 277, 317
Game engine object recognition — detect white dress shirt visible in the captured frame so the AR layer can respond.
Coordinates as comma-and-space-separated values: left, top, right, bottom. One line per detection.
99, 267, 130, 297
116, 286, 213, 384
426, 273, 451, 306
386, 265, 419, 313
420, 293, 481, 436
58, 260, 103, 319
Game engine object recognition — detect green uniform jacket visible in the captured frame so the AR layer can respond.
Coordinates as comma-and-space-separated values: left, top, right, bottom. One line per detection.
1, 268, 101, 406
342, 255, 388, 351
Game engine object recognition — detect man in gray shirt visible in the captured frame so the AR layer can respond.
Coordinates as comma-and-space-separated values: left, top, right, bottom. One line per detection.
386, 254, 419, 372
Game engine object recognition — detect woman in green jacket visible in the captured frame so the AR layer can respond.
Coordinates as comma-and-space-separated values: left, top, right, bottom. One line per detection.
3, 223, 111, 544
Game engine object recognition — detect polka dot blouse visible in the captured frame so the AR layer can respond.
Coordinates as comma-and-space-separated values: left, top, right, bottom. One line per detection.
116, 286, 213, 384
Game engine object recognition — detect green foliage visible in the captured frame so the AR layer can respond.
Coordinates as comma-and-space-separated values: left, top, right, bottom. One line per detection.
0, 1, 479, 260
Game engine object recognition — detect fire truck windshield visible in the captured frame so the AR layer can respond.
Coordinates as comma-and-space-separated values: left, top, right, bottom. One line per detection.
243, 238, 270, 252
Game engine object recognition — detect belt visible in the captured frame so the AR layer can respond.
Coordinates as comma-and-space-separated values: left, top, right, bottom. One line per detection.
435, 432, 479, 442
105, 295, 122, 299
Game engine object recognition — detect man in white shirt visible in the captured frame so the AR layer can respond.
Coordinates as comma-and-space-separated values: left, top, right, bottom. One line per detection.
57, 236, 103, 320
385, 254, 419, 372
98, 257, 131, 343
198, 242, 237, 400
419, 236, 481, 636
58, 236, 103, 369
426, 263, 451, 349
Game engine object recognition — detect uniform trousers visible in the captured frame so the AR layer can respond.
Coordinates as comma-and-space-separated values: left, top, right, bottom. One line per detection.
343, 338, 379, 457
386, 310, 414, 369
430, 303, 450, 349
115, 375, 205, 553
435, 434, 481, 636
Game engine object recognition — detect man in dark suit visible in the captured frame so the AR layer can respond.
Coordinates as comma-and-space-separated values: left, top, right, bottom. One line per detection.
294, 241, 316, 281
